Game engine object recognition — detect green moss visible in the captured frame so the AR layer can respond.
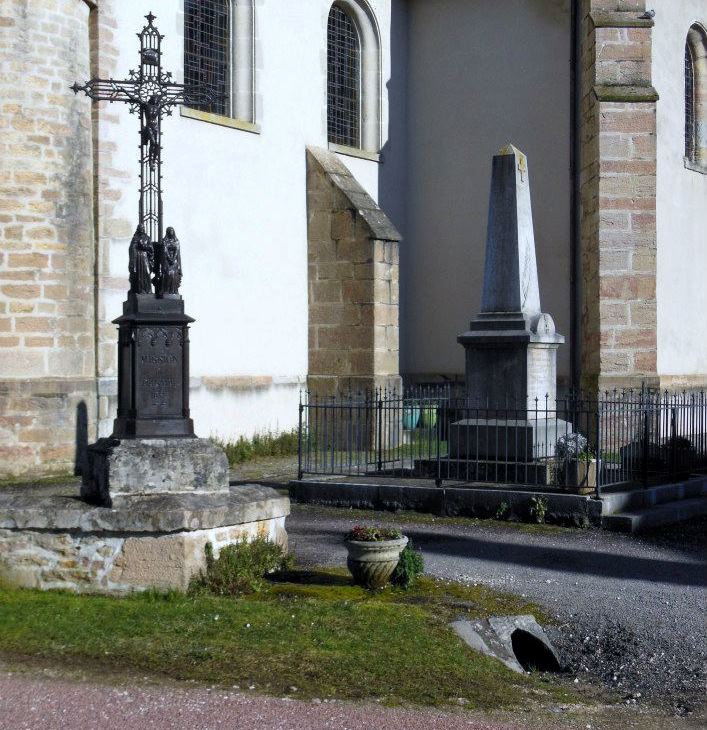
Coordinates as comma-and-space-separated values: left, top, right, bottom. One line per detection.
594, 84, 659, 103
0, 473, 76, 490
0, 568, 570, 709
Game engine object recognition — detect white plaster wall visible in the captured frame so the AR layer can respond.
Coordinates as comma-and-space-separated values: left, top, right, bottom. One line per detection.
102, 1, 400, 439
653, 0, 707, 379
404, 0, 572, 381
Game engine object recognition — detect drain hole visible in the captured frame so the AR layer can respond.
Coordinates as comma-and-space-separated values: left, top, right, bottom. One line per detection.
511, 629, 561, 672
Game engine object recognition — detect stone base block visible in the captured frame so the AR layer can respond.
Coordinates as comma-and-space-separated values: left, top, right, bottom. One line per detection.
82, 437, 229, 506
449, 418, 572, 461
0, 485, 289, 594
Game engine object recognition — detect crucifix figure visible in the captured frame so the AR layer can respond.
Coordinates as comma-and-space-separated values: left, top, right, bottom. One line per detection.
71, 12, 218, 297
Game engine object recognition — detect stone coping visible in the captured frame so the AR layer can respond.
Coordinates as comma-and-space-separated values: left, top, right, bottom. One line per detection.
590, 11, 654, 28
0, 484, 289, 534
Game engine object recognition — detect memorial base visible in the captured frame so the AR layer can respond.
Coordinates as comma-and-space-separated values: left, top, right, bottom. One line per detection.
82, 437, 229, 507
0, 485, 290, 594
449, 418, 572, 461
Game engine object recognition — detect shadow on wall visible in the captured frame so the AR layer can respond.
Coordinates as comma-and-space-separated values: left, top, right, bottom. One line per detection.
378, 0, 408, 372
74, 400, 88, 477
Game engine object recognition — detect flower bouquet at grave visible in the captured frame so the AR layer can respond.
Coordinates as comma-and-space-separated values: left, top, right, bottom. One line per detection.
554, 433, 597, 492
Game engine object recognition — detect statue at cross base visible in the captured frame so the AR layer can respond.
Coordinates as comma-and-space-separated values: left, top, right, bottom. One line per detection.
72, 11, 220, 444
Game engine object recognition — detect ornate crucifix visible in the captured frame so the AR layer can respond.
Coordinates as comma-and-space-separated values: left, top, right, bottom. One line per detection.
71, 12, 217, 297
70, 12, 218, 440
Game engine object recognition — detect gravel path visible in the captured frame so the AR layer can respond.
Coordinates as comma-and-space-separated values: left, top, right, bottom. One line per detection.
287, 507, 707, 716
0, 672, 517, 730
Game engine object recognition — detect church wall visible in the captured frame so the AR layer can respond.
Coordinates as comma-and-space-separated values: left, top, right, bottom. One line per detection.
653, 0, 707, 388
403, 0, 573, 384
94, 0, 400, 442
0, 0, 96, 479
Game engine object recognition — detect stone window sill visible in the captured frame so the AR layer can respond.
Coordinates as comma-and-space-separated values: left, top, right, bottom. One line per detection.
329, 142, 380, 163
180, 106, 260, 134
684, 158, 707, 175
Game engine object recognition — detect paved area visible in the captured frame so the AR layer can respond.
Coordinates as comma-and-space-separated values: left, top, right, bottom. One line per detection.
288, 506, 707, 715
0, 672, 519, 730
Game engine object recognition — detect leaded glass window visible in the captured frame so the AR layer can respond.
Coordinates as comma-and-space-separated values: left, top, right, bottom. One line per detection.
686, 42, 696, 161
328, 5, 361, 148
184, 0, 230, 117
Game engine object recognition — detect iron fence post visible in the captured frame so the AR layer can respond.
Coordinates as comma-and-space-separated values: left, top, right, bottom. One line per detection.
595, 400, 601, 499
642, 404, 649, 489
435, 398, 443, 487
377, 393, 383, 473
297, 395, 304, 481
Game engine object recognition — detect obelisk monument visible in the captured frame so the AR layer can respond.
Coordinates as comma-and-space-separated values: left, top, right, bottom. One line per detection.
459, 144, 564, 410
451, 145, 567, 461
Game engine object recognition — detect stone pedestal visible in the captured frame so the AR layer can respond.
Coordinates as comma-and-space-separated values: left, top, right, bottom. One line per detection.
82, 437, 229, 507
0, 485, 289, 594
459, 313, 564, 412
112, 293, 194, 439
2, 287, 291, 594
449, 418, 571, 462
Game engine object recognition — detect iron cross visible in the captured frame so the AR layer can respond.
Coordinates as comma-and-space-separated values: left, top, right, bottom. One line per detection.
71, 12, 218, 252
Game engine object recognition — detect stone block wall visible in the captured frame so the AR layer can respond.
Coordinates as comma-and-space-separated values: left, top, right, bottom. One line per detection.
0, 516, 287, 594
306, 147, 402, 397
580, 0, 659, 393
0, 0, 97, 478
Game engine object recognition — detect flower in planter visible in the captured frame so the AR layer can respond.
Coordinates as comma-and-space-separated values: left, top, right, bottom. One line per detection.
346, 526, 403, 542
555, 433, 590, 461
344, 526, 408, 589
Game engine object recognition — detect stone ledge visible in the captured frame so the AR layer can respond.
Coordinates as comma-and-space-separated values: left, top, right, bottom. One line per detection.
306, 146, 401, 242
0, 510, 288, 594
590, 11, 654, 28
0, 484, 290, 534
594, 84, 659, 103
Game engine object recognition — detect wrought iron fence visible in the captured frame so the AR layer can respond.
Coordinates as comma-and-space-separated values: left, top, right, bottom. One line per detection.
297, 386, 707, 496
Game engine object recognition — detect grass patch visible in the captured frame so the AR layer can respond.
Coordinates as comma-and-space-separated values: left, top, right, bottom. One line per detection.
212, 429, 299, 467
0, 569, 570, 709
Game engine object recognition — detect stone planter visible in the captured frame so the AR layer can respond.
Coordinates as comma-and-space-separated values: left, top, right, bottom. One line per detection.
555, 458, 597, 494
345, 536, 408, 589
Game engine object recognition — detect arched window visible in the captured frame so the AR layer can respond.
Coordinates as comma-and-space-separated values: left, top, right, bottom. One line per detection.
326, 1, 381, 154
685, 23, 707, 170
183, 1, 256, 122
328, 5, 361, 148
184, 0, 231, 117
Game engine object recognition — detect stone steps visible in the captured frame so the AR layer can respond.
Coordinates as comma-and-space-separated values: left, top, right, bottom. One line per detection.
600, 475, 707, 515
600, 475, 707, 533
601, 495, 707, 534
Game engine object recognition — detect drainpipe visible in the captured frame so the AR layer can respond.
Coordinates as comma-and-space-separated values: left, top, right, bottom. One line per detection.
570, 0, 583, 391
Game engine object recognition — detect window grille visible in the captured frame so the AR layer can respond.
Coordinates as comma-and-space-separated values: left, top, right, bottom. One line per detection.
685, 42, 696, 161
328, 5, 361, 148
184, 0, 230, 116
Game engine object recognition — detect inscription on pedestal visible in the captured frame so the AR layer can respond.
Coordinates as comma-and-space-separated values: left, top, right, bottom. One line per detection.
137, 327, 183, 417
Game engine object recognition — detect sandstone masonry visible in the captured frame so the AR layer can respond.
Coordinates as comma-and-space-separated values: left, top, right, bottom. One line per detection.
580, 0, 659, 392
306, 147, 402, 397
0, 0, 97, 478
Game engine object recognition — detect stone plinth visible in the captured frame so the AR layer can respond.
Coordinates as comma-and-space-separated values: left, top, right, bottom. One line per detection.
449, 418, 571, 462
82, 437, 229, 507
0, 485, 289, 594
